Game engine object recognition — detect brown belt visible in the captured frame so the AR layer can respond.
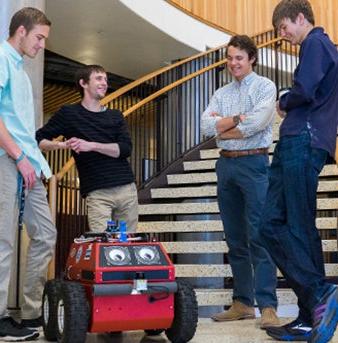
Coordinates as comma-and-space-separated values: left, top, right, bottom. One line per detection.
219, 148, 269, 158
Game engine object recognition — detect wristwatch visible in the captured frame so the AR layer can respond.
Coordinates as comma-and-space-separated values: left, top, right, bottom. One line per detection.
233, 115, 241, 126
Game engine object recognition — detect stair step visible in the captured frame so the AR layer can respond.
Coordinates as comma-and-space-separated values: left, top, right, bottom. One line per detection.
161, 239, 337, 253
138, 220, 223, 232
184, 159, 217, 171
152, 185, 216, 198
139, 198, 338, 215
163, 241, 228, 253
184, 161, 338, 175
195, 288, 296, 306
175, 264, 338, 278
152, 180, 338, 198
167, 172, 217, 185
168, 165, 338, 184
317, 180, 338, 192
137, 218, 337, 232
200, 148, 220, 160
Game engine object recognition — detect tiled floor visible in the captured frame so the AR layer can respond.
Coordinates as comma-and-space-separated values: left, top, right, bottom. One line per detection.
1, 318, 338, 343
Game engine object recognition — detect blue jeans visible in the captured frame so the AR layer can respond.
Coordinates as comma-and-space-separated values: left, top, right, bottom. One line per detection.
260, 130, 330, 321
216, 154, 278, 309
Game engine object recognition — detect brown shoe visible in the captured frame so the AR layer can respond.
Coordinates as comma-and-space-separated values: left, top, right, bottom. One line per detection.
211, 301, 255, 322
260, 307, 280, 329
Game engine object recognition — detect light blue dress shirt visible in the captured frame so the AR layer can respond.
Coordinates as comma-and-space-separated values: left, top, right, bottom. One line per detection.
201, 72, 276, 150
0, 41, 51, 178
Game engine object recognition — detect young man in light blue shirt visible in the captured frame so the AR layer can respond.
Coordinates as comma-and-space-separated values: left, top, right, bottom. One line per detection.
201, 35, 279, 329
0, 7, 56, 341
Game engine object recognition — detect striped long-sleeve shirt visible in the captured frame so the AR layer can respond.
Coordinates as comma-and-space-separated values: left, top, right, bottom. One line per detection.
36, 104, 135, 197
201, 72, 276, 150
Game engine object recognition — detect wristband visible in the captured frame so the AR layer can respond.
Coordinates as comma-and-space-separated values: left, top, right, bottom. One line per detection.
15, 151, 25, 165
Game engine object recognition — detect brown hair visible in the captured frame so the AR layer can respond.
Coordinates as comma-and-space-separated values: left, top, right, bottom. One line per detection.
226, 35, 258, 67
272, 0, 315, 30
9, 7, 51, 37
75, 65, 106, 97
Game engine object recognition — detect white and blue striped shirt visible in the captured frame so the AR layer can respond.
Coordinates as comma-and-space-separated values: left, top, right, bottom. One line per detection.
201, 72, 276, 150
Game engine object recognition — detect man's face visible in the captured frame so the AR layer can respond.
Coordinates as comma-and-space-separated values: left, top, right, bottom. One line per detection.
83, 71, 108, 100
277, 15, 304, 45
19, 24, 50, 58
226, 45, 254, 81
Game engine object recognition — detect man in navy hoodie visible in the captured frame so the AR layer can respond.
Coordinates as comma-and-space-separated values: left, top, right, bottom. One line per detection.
260, 1, 338, 342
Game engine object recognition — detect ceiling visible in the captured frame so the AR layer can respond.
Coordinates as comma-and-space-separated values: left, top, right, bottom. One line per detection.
45, 0, 198, 80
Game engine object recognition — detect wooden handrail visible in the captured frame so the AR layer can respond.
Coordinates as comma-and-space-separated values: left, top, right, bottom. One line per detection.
56, 157, 75, 181
102, 32, 277, 106
101, 43, 227, 105
251, 28, 275, 39
123, 59, 227, 117
123, 38, 282, 116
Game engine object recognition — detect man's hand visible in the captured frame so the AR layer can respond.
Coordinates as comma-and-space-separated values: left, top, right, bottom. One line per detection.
16, 157, 36, 189
276, 101, 286, 118
67, 137, 94, 154
239, 114, 246, 122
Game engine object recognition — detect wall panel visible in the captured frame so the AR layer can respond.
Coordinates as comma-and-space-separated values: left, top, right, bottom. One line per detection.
169, 0, 337, 43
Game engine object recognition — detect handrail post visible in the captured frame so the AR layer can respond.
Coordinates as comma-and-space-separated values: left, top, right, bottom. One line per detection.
47, 175, 57, 279
274, 35, 280, 96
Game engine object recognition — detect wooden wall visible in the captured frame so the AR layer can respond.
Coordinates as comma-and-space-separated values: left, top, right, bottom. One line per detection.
311, 0, 338, 43
168, 0, 338, 43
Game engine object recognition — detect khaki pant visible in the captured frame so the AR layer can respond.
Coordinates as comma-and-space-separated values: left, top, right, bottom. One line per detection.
86, 182, 138, 232
0, 155, 56, 319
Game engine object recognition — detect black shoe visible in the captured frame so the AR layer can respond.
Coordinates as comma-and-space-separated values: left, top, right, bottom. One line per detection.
21, 316, 43, 330
0, 317, 39, 341
266, 318, 312, 341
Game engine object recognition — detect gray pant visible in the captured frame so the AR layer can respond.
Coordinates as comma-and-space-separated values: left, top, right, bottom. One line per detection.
0, 155, 56, 319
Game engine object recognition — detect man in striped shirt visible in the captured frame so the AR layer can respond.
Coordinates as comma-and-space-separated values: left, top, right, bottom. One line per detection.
201, 35, 279, 328
36, 65, 138, 233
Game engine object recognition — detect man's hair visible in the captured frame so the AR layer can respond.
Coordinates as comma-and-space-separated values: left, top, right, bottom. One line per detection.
226, 35, 258, 67
75, 65, 106, 97
272, 0, 315, 30
9, 7, 51, 37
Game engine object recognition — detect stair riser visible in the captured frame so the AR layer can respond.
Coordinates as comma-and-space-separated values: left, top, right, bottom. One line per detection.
139, 199, 338, 215
161, 240, 337, 253
175, 264, 338, 278
196, 289, 296, 306
137, 218, 337, 232
151, 181, 338, 198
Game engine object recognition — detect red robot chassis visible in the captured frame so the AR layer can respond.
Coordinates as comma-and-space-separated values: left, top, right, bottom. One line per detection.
42, 232, 198, 343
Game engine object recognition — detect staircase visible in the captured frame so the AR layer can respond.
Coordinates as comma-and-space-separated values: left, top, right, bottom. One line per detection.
46, 35, 338, 316
137, 122, 338, 316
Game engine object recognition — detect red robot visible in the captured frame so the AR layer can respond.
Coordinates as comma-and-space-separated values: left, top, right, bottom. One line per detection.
42, 230, 198, 343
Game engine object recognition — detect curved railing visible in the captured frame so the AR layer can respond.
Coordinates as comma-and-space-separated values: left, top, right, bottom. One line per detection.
52, 36, 297, 183
50, 30, 279, 180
